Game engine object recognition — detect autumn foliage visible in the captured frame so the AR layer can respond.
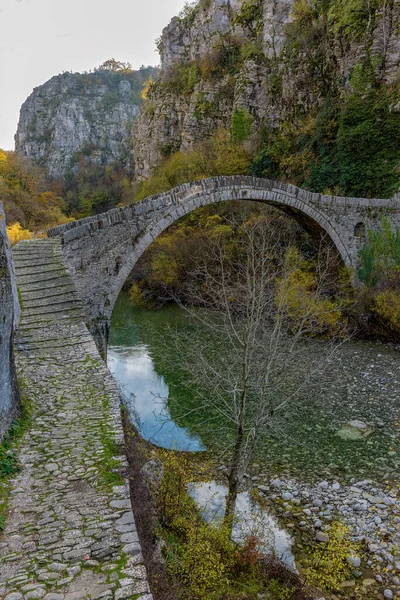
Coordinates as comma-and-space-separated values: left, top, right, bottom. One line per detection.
0, 150, 70, 233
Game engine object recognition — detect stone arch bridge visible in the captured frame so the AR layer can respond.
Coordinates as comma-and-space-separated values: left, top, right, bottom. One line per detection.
48, 176, 400, 355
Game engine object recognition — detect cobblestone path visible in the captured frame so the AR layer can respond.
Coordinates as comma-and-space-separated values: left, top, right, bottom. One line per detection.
0, 239, 152, 600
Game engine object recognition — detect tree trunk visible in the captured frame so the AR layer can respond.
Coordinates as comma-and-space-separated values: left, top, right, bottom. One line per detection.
224, 414, 245, 533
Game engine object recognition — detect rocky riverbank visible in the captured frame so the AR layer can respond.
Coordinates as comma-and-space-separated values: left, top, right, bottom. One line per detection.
247, 473, 400, 598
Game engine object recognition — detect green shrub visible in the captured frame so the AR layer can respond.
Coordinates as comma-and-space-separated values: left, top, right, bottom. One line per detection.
231, 108, 253, 142
233, 0, 264, 39
239, 40, 264, 62
164, 62, 201, 95
359, 218, 400, 285
249, 147, 278, 179
134, 129, 250, 201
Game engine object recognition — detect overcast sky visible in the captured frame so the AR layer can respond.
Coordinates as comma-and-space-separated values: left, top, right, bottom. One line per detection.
0, 0, 188, 150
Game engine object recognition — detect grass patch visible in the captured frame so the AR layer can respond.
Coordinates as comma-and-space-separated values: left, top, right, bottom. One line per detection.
0, 378, 32, 530
98, 430, 125, 488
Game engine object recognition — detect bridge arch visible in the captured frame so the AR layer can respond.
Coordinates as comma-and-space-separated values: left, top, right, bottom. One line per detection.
106, 185, 350, 325
48, 176, 399, 355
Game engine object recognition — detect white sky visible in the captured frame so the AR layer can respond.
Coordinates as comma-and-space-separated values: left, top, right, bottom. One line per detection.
0, 0, 188, 150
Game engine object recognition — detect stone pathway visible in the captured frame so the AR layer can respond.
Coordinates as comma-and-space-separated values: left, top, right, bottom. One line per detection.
0, 239, 152, 600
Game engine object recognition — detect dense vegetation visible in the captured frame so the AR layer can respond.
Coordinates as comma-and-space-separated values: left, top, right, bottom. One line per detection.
153, 0, 400, 199
357, 218, 400, 336
134, 130, 252, 201
156, 451, 313, 600
0, 150, 70, 241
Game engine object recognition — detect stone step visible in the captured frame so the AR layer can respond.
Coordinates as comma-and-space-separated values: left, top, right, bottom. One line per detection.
15, 265, 65, 276
23, 308, 81, 318
13, 245, 61, 256
12, 252, 63, 263
22, 292, 79, 309
19, 278, 72, 292
20, 287, 76, 302
19, 308, 82, 325
14, 257, 62, 268
16, 336, 94, 351
18, 318, 83, 332
16, 271, 70, 285
16, 323, 85, 340
17, 319, 82, 333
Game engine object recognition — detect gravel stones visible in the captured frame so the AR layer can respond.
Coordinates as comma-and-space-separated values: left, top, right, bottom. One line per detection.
251, 471, 400, 594
316, 532, 330, 543
347, 556, 362, 568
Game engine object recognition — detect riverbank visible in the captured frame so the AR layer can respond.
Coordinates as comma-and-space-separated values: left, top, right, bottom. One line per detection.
109, 297, 400, 598
245, 470, 400, 598
122, 416, 315, 600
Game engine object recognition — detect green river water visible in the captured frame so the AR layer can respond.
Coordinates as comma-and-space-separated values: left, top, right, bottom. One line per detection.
108, 293, 400, 484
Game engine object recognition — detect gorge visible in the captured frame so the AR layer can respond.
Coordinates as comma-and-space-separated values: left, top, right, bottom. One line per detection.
1, 1, 400, 599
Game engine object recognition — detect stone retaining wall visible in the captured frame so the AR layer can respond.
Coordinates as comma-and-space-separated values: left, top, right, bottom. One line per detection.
0, 202, 20, 441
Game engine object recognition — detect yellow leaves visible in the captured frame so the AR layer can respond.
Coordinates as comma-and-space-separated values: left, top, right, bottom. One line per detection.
292, 0, 314, 21
158, 453, 235, 600
6, 222, 33, 246
129, 283, 144, 306
177, 525, 228, 598
303, 522, 362, 591
141, 77, 154, 100
0, 150, 8, 175
151, 251, 181, 286
374, 289, 400, 330
0, 150, 70, 230
147, 235, 183, 286
276, 247, 344, 337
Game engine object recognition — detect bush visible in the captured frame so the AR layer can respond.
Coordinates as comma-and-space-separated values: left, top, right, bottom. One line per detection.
231, 108, 253, 142
359, 218, 400, 286
276, 247, 345, 337
303, 522, 362, 591
0, 150, 70, 230
164, 62, 201, 94
6, 222, 33, 246
134, 129, 251, 201
128, 283, 144, 306
233, 0, 264, 39
156, 451, 312, 599
374, 289, 400, 330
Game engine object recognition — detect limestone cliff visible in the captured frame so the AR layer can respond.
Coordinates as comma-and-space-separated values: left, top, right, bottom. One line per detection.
0, 203, 20, 441
16, 67, 157, 179
133, 0, 400, 180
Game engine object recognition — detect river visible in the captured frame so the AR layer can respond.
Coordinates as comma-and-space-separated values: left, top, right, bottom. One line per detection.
108, 293, 399, 484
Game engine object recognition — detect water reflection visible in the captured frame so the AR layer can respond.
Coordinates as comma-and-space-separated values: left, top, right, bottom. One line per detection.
188, 481, 296, 570
108, 344, 205, 451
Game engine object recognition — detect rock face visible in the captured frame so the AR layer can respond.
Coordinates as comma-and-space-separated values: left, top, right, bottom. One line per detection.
15, 69, 156, 178
0, 203, 20, 441
134, 0, 400, 179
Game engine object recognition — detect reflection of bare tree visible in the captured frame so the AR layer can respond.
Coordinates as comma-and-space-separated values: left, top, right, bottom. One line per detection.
161, 217, 348, 530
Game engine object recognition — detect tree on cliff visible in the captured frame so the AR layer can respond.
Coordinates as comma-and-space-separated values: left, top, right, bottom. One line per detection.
161, 216, 347, 530
95, 58, 132, 73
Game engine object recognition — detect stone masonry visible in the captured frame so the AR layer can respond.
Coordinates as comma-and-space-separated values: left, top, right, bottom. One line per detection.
48, 176, 400, 355
0, 238, 152, 600
0, 202, 20, 441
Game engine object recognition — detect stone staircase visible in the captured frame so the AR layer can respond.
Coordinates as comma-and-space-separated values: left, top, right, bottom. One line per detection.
0, 239, 152, 600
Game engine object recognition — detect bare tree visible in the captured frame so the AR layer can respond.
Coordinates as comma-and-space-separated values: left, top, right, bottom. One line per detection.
162, 216, 347, 530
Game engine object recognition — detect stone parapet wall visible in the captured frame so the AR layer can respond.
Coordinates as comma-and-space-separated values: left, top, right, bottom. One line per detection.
0, 202, 20, 441
47, 176, 400, 356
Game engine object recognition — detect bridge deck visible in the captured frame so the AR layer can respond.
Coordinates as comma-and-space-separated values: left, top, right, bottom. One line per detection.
0, 239, 151, 600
